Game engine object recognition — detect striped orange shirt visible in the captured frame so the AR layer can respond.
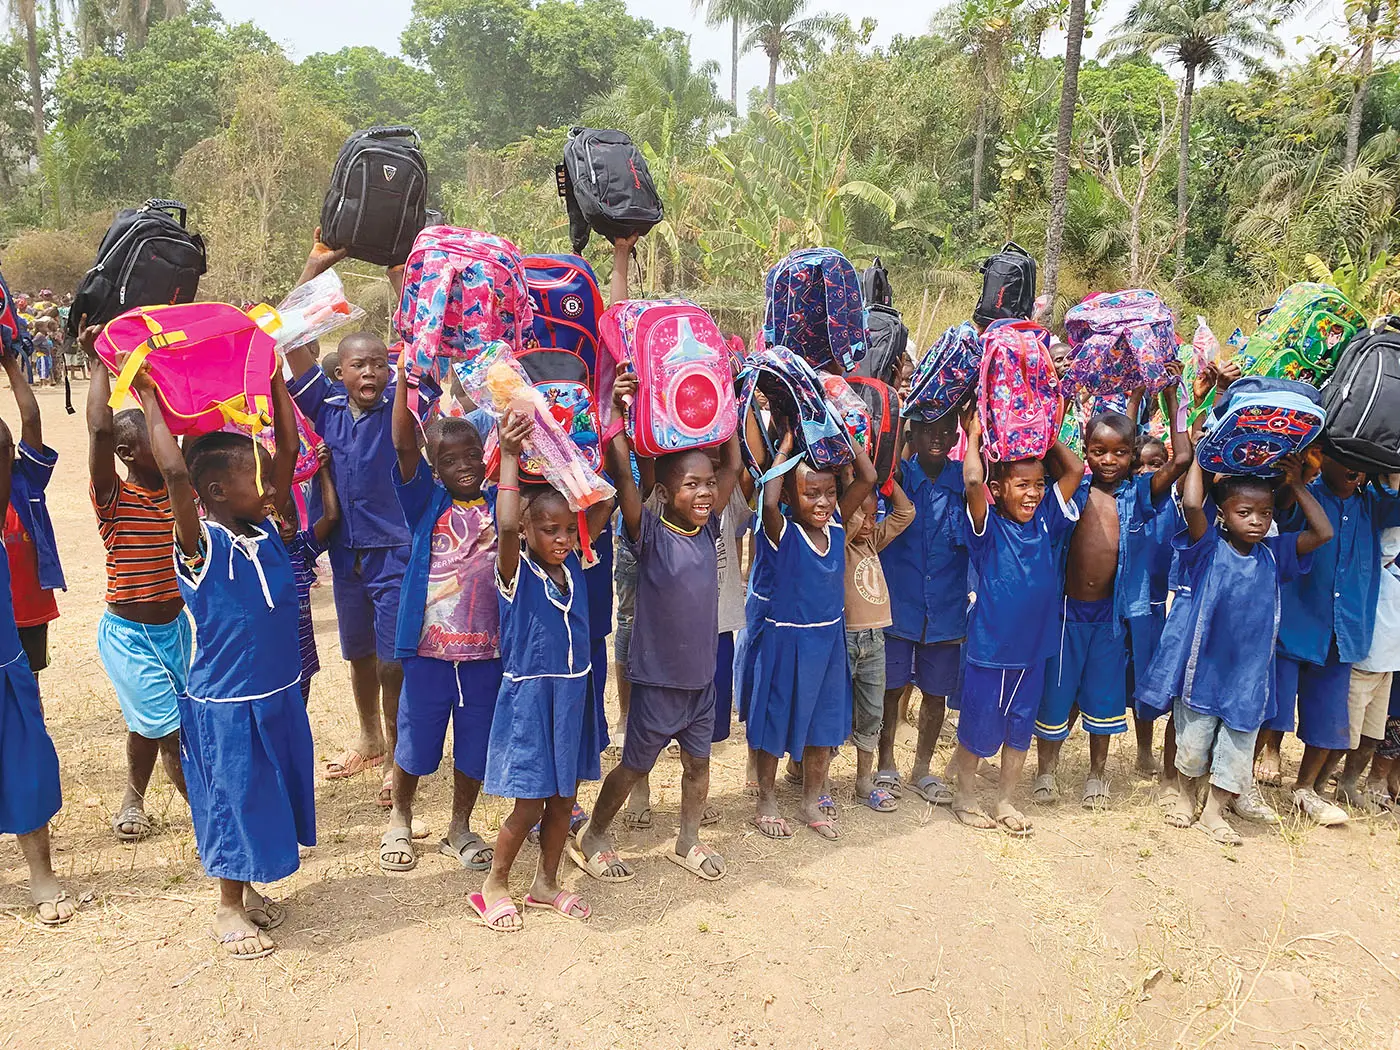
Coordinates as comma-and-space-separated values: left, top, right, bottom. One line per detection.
93, 479, 182, 605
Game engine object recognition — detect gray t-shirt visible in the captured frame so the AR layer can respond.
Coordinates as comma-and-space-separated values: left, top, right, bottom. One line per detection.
624, 505, 721, 689
717, 489, 755, 635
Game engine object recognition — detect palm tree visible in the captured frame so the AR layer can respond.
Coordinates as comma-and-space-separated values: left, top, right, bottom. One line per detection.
1344, 0, 1385, 169
5, 0, 44, 152
738, 0, 842, 110
1102, 0, 1281, 282
1042, 0, 1088, 305
691, 0, 749, 111
584, 38, 732, 157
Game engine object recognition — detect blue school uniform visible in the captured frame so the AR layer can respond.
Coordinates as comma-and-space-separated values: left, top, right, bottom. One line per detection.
10, 441, 64, 592
881, 458, 969, 644
1127, 494, 1183, 706
1137, 528, 1310, 731
0, 553, 61, 837
584, 525, 614, 755
486, 550, 600, 798
176, 521, 316, 883
735, 528, 775, 723
747, 518, 852, 758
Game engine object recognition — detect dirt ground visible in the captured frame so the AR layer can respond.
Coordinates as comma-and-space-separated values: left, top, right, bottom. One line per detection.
2, 382, 1399, 1050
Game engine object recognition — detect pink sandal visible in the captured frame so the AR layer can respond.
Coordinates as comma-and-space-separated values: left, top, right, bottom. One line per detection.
523, 890, 591, 920
468, 892, 522, 933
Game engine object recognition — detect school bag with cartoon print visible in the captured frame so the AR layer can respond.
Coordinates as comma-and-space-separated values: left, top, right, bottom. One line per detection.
1062, 289, 1178, 398
1236, 283, 1365, 387
483, 345, 602, 484
977, 318, 1062, 462
596, 299, 738, 458
846, 375, 902, 490
523, 254, 604, 371
904, 321, 982, 422
394, 226, 534, 397
763, 248, 868, 372
1196, 375, 1325, 476
737, 345, 855, 480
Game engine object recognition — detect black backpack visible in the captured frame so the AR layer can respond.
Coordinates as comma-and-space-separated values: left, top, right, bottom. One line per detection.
558, 127, 663, 252
861, 257, 893, 307
321, 126, 428, 267
974, 241, 1037, 328
1320, 316, 1400, 473
853, 303, 909, 384
68, 199, 206, 336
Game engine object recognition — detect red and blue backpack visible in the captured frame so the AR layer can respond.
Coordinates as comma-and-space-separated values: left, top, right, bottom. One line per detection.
523, 254, 604, 371
738, 345, 856, 481
0, 269, 31, 359
977, 319, 1062, 462
763, 248, 868, 373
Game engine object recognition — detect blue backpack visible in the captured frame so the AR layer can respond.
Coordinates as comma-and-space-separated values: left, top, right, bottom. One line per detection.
763, 248, 868, 372
738, 345, 855, 481
904, 321, 982, 421
523, 254, 604, 372
1197, 376, 1325, 476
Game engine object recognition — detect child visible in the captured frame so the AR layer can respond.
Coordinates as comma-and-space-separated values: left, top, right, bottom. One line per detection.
1034, 374, 1190, 808
144, 361, 316, 959
84, 325, 189, 843
876, 412, 967, 805
1139, 456, 1331, 844
1257, 457, 1400, 822
379, 365, 500, 874
748, 427, 877, 840
275, 443, 339, 705
845, 481, 914, 811
287, 237, 411, 805
945, 407, 1084, 834
320, 349, 342, 386
475, 411, 603, 931
572, 372, 742, 882
0, 414, 75, 925
1339, 526, 1400, 811
1, 351, 63, 681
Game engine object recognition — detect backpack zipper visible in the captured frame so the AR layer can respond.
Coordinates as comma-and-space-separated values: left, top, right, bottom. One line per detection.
117, 235, 198, 306
85, 221, 146, 279
1352, 358, 1384, 439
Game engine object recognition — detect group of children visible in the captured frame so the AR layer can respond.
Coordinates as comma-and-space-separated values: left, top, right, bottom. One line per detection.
4, 231, 1400, 954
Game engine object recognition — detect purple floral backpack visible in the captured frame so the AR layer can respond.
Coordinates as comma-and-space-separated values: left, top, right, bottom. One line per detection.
977, 319, 1062, 462
904, 321, 983, 421
1062, 289, 1177, 398
763, 248, 868, 373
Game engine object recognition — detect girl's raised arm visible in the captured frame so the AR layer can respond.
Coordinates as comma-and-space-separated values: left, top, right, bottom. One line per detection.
496, 410, 533, 588
133, 366, 201, 556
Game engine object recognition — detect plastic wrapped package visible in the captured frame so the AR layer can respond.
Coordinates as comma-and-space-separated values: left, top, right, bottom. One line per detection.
272, 270, 364, 350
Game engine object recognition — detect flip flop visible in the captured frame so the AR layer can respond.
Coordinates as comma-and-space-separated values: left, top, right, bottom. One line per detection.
873, 769, 903, 798
953, 804, 997, 830
995, 810, 1033, 838
748, 814, 793, 840
1163, 807, 1194, 829
379, 826, 416, 872
568, 802, 590, 836
666, 843, 726, 881
1082, 777, 1111, 809
806, 819, 840, 841
438, 831, 494, 871
909, 775, 953, 806
1031, 773, 1059, 804
1253, 763, 1282, 788
244, 892, 285, 931
624, 806, 653, 831
323, 748, 384, 780
523, 890, 591, 920
213, 928, 275, 960
566, 823, 635, 882
1194, 820, 1243, 847
816, 793, 838, 819
700, 803, 721, 826
111, 805, 151, 842
468, 891, 522, 933
34, 890, 75, 926
860, 787, 899, 813
377, 772, 394, 810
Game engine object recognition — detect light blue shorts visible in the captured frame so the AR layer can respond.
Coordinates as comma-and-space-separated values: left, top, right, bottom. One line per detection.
97, 610, 191, 739
1173, 699, 1259, 796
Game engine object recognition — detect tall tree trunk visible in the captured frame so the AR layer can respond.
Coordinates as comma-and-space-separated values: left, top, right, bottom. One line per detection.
1172, 64, 1196, 285
48, 0, 64, 73
21, 3, 44, 154
971, 93, 987, 219
766, 48, 778, 109
1345, 0, 1380, 170
1043, 0, 1087, 305
730, 15, 739, 109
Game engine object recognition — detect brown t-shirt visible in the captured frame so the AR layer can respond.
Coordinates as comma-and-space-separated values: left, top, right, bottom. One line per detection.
844, 501, 916, 631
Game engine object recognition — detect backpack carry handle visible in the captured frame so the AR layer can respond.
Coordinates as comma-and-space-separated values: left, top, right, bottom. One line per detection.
143, 198, 188, 227
1374, 315, 1400, 334
366, 126, 420, 144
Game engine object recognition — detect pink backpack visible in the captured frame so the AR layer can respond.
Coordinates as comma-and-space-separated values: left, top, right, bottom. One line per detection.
597, 299, 738, 458
96, 302, 279, 437
393, 226, 534, 386
1062, 289, 1177, 397
977, 319, 1062, 462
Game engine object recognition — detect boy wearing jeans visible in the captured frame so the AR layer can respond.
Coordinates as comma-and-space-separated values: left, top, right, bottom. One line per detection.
845, 482, 914, 811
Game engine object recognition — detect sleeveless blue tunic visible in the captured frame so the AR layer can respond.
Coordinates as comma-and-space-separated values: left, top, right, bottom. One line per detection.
486, 549, 600, 798
0, 551, 61, 836
747, 517, 853, 757
176, 520, 316, 882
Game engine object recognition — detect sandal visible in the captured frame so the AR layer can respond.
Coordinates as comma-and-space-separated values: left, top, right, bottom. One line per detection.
468, 891, 522, 933
816, 793, 838, 819
953, 804, 997, 830
565, 823, 634, 882
244, 892, 285, 931
994, 808, 1033, 838
806, 819, 840, 841
860, 787, 898, 813
34, 890, 76, 926
523, 890, 591, 920
323, 748, 384, 780
1194, 820, 1243, 847
700, 802, 721, 826
748, 814, 794, 840
568, 802, 589, 836
438, 831, 493, 871
1082, 777, 1111, 809
111, 804, 152, 842
213, 928, 275, 960
873, 769, 903, 798
909, 775, 953, 806
1031, 773, 1059, 804
376, 771, 393, 810
666, 843, 726, 881
379, 826, 416, 872
623, 806, 653, 831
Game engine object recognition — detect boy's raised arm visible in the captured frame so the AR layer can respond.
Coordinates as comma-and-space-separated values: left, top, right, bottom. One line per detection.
1152, 364, 1194, 501
2, 351, 41, 450
391, 358, 421, 482
962, 404, 989, 532
1279, 454, 1335, 555
761, 426, 794, 545
267, 366, 299, 511
714, 431, 743, 517
608, 371, 643, 543
82, 323, 119, 507
1181, 459, 1209, 543
133, 366, 200, 556
838, 442, 877, 523
311, 445, 341, 546
610, 234, 639, 306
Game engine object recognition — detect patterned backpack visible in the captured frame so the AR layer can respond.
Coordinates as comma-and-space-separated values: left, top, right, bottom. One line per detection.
482, 345, 602, 485
977, 319, 1062, 462
763, 248, 868, 372
1063, 289, 1178, 397
394, 226, 534, 389
523, 254, 604, 371
1196, 376, 1325, 476
596, 299, 738, 458
1236, 283, 1366, 386
820, 373, 873, 462
846, 376, 902, 490
738, 345, 856, 481
904, 321, 982, 422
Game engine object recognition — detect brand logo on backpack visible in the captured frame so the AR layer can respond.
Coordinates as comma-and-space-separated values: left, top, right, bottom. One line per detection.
383, 164, 398, 183
561, 294, 585, 319
627, 158, 642, 189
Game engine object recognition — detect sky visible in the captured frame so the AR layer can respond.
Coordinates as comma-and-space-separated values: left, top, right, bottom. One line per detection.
215, 0, 1354, 112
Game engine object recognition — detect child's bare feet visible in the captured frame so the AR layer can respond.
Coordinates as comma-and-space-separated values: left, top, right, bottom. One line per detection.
1254, 751, 1281, 787
213, 902, 275, 959
1135, 749, 1162, 778
29, 872, 75, 926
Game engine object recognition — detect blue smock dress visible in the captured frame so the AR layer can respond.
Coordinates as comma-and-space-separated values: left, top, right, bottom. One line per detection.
734, 530, 775, 723
0, 550, 61, 837
176, 520, 317, 883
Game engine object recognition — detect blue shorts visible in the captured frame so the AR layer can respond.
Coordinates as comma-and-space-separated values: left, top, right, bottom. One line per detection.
1037, 597, 1129, 740
621, 682, 717, 772
884, 636, 961, 697
714, 632, 735, 743
331, 545, 408, 663
958, 661, 1046, 758
96, 610, 190, 739
395, 656, 502, 779
1269, 647, 1352, 749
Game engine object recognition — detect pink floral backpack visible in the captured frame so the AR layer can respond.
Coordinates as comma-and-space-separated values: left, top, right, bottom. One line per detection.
1062, 289, 1177, 398
977, 319, 1062, 462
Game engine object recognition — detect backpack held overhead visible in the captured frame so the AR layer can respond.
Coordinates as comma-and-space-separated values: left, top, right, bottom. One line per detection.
977, 319, 1061, 463
321, 126, 429, 268
1320, 316, 1400, 473
764, 248, 868, 373
845, 376, 902, 490
904, 322, 983, 422
860, 257, 893, 308
505, 346, 603, 483
1197, 375, 1325, 476
68, 199, 206, 336
737, 345, 855, 481
558, 127, 664, 253
854, 302, 909, 385
596, 299, 737, 458
974, 242, 1037, 329
1062, 289, 1178, 398
1237, 282, 1365, 386
523, 254, 605, 371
